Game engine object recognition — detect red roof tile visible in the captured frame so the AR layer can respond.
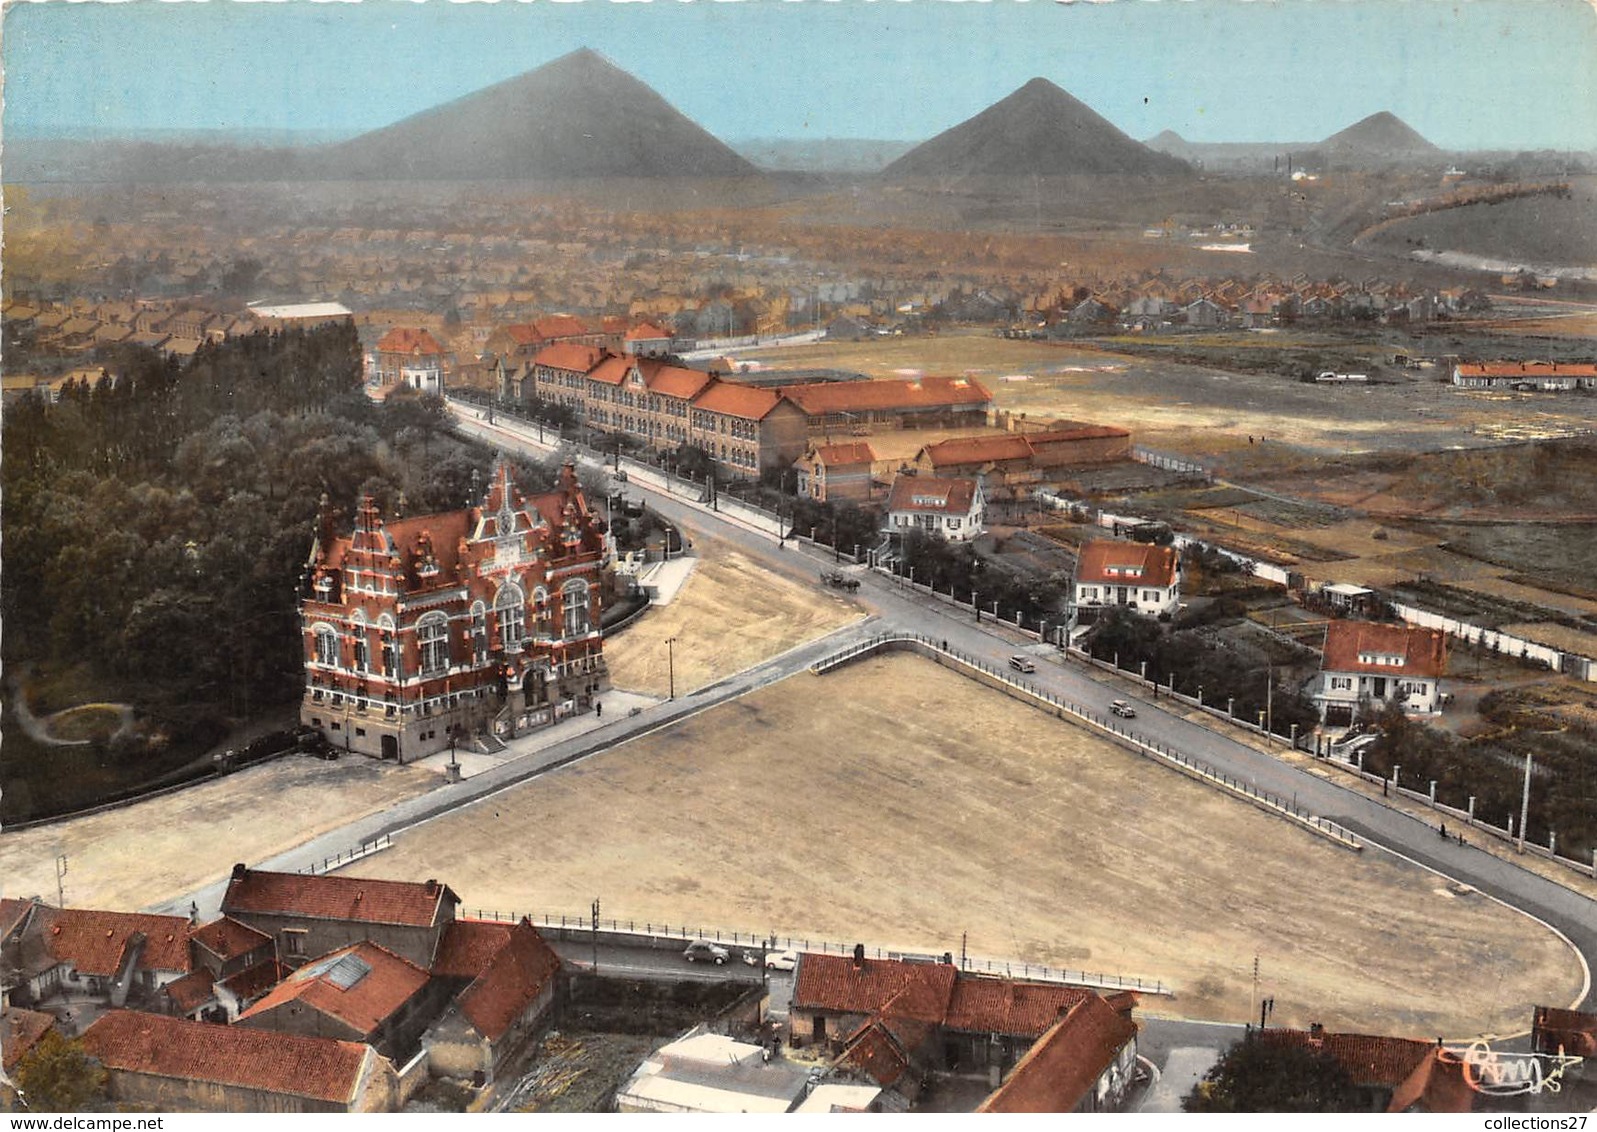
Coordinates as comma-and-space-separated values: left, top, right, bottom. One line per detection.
793, 954, 957, 1025
1075, 540, 1180, 589
780, 376, 992, 415
1, 897, 34, 940
812, 442, 876, 466
1321, 621, 1446, 679
585, 354, 633, 387
2, 1008, 56, 1072
34, 906, 192, 978
82, 1010, 372, 1106
1534, 1005, 1597, 1057
237, 942, 429, 1037
532, 342, 605, 374
455, 919, 562, 1042
432, 920, 515, 980
1258, 1028, 1433, 1088
643, 360, 715, 401
191, 917, 271, 963
375, 327, 444, 355
945, 978, 1094, 1038
222, 868, 457, 929
219, 959, 290, 1004
531, 315, 593, 342
837, 1018, 914, 1089
691, 379, 786, 421
1388, 1048, 1476, 1113
977, 995, 1138, 1112
921, 434, 1034, 466
625, 321, 673, 341
885, 475, 980, 517
162, 968, 217, 1014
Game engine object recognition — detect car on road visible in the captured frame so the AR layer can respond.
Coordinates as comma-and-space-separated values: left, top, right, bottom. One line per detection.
1111, 700, 1137, 719
765, 948, 799, 971
683, 940, 730, 965
1008, 655, 1036, 673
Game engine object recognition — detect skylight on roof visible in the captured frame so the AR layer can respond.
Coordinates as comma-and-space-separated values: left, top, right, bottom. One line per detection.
325, 954, 372, 990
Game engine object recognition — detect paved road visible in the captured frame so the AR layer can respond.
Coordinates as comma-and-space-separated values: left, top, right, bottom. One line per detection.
158, 405, 1597, 1028
453, 405, 1597, 1015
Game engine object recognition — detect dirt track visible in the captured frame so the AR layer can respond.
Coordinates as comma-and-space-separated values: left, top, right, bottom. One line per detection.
344, 652, 1580, 1037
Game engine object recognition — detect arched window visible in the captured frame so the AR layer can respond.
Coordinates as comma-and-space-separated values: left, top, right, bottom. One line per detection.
532, 587, 552, 639
470, 601, 488, 666
495, 583, 525, 653
378, 614, 398, 678
313, 624, 340, 668
351, 611, 370, 673
562, 580, 590, 638
418, 612, 449, 675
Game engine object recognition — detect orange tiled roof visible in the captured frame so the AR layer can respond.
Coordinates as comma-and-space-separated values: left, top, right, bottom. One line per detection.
625, 321, 673, 341
837, 1017, 916, 1089
532, 342, 605, 374
945, 978, 1095, 1038
692, 379, 786, 421
885, 476, 979, 517
585, 354, 633, 387
1258, 1028, 1433, 1088
162, 968, 217, 1014
1321, 621, 1446, 679
34, 906, 192, 978
375, 327, 443, 355
455, 919, 562, 1042
433, 919, 515, 980
813, 442, 877, 466
220, 959, 290, 1004
191, 917, 271, 962
222, 868, 457, 929
238, 942, 429, 1036
780, 376, 992, 415
1075, 540, 1179, 589
793, 954, 957, 1025
921, 434, 1034, 466
643, 360, 714, 401
2, 1008, 55, 1072
976, 994, 1138, 1112
83, 1010, 372, 1106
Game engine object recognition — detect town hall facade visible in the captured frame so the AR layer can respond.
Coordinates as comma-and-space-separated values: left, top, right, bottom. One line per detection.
298, 460, 608, 761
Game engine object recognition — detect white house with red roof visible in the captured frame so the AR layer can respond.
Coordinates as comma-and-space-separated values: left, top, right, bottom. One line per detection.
884, 476, 985, 541
622, 321, 675, 357
1073, 540, 1182, 617
368, 327, 447, 395
1452, 361, 1597, 391
1316, 621, 1447, 726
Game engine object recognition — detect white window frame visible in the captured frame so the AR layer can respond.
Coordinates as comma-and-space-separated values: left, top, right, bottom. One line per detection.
418, 612, 449, 675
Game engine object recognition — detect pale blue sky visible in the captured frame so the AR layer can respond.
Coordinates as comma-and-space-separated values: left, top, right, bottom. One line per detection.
5, 0, 1596, 150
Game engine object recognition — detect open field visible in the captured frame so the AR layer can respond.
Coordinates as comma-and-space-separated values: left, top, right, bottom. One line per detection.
743, 332, 1597, 462
602, 532, 863, 698
343, 653, 1580, 1036
0, 755, 438, 912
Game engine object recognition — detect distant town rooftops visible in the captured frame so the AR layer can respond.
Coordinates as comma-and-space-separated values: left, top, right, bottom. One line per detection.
248, 302, 353, 320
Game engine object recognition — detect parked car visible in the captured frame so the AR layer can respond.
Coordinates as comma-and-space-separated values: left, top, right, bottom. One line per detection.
1111, 700, 1137, 719
1008, 655, 1036, 673
765, 948, 799, 972
683, 940, 730, 965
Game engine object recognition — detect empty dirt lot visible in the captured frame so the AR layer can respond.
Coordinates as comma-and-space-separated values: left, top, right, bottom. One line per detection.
602, 533, 863, 698
0, 755, 439, 912
344, 653, 1580, 1037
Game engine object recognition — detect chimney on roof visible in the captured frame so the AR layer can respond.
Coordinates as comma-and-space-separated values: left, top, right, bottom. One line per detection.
231, 863, 248, 881
1309, 1022, 1325, 1040
425, 879, 439, 895
853, 943, 866, 969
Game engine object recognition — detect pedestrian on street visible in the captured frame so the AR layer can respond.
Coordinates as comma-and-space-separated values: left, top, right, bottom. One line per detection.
1440, 822, 1447, 839
595, 701, 603, 720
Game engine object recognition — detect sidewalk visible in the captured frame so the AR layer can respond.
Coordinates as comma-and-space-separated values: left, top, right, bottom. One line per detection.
409, 689, 662, 781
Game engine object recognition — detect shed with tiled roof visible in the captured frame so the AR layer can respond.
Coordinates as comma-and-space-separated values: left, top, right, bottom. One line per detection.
426, 918, 562, 1084
976, 993, 1139, 1113
82, 1009, 397, 1113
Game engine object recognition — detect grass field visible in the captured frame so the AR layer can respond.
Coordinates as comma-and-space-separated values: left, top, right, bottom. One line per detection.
343, 653, 1580, 1037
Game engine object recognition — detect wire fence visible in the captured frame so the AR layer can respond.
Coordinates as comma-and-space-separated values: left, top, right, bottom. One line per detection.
812, 633, 1361, 851
465, 906, 1170, 995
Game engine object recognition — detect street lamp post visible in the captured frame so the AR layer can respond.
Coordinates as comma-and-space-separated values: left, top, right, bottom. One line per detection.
666, 636, 678, 701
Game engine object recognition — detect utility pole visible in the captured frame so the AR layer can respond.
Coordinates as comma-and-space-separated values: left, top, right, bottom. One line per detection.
666, 636, 678, 701
55, 854, 68, 908
591, 898, 600, 975
1520, 750, 1533, 849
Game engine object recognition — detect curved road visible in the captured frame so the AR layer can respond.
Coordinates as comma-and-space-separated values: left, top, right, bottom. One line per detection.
161, 405, 1597, 1029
